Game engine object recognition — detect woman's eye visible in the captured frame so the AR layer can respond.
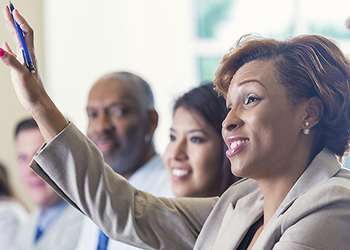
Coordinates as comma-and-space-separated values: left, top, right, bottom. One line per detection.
170, 135, 176, 142
245, 94, 261, 105
190, 137, 202, 143
226, 105, 232, 113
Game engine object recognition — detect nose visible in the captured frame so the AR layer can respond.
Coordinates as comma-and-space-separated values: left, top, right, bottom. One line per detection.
171, 138, 188, 161
93, 112, 114, 134
222, 109, 242, 133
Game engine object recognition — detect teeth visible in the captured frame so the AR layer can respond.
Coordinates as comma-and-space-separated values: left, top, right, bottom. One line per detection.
172, 169, 189, 177
230, 139, 248, 149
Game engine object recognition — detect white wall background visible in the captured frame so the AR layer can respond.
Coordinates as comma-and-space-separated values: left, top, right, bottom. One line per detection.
43, 0, 198, 156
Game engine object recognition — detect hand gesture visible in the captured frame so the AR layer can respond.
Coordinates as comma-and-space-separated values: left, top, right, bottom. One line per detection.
1, 6, 68, 142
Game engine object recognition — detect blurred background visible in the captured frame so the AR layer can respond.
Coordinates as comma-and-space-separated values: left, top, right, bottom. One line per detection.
1, 0, 350, 208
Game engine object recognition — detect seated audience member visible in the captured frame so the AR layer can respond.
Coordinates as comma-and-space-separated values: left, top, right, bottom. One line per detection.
75, 72, 173, 250
0, 162, 28, 250
3, 8, 350, 250
163, 83, 239, 197
14, 118, 83, 250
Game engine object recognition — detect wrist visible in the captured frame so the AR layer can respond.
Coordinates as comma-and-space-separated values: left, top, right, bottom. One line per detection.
30, 94, 69, 142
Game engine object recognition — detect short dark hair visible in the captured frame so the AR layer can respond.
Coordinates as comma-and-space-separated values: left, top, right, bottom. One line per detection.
15, 117, 39, 138
215, 34, 350, 158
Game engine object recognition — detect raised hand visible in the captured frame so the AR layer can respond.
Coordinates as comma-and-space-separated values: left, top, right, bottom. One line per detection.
0, 5, 68, 142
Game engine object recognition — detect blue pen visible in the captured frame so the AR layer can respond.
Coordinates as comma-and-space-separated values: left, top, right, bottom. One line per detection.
9, 1, 36, 74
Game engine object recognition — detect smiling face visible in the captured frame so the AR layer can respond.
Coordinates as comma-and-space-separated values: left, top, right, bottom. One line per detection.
163, 106, 226, 197
16, 128, 61, 210
222, 59, 306, 180
86, 78, 152, 177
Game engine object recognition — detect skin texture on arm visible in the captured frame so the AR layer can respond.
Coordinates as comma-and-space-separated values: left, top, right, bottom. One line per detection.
1, 6, 68, 143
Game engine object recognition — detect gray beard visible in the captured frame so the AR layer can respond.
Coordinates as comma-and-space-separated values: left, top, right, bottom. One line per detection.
103, 147, 146, 176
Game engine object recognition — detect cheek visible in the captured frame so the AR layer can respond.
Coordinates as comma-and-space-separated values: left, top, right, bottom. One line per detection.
120, 121, 140, 140
32, 187, 55, 205
247, 112, 275, 140
163, 147, 171, 169
191, 145, 222, 178
86, 125, 93, 138
19, 165, 31, 180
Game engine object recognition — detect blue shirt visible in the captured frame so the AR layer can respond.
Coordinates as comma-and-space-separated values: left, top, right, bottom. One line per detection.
35, 199, 67, 243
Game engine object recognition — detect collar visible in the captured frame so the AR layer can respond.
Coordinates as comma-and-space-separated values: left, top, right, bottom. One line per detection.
128, 153, 163, 189
274, 147, 341, 218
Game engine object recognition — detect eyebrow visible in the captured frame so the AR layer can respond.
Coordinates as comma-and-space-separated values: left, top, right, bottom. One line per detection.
86, 101, 125, 110
170, 128, 209, 136
238, 79, 267, 90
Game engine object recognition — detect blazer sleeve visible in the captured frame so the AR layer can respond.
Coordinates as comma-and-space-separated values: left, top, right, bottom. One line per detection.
30, 122, 218, 250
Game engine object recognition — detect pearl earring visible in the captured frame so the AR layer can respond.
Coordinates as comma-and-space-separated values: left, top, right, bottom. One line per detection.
303, 121, 310, 135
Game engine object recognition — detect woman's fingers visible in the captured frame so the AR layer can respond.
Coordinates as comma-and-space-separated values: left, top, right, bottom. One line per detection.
3, 41, 17, 58
3, 6, 21, 50
3, 5, 35, 67
12, 8, 34, 49
0, 46, 25, 72
1, 5, 68, 142
0, 45, 44, 115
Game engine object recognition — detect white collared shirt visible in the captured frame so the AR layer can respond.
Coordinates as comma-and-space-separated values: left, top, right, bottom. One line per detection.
75, 153, 173, 250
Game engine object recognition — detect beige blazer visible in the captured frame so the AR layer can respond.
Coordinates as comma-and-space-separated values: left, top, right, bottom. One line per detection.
31, 123, 350, 250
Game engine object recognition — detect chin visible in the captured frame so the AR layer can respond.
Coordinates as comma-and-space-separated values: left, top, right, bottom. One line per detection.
173, 188, 189, 198
230, 164, 249, 178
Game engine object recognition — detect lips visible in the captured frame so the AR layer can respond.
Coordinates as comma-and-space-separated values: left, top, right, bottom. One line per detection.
171, 167, 191, 180
226, 137, 249, 157
94, 139, 118, 154
27, 179, 47, 189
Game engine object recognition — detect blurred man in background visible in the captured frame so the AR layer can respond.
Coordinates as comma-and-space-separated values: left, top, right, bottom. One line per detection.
15, 118, 83, 250
75, 72, 173, 250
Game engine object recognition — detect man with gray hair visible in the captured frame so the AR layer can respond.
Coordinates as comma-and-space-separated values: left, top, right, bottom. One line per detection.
75, 72, 173, 250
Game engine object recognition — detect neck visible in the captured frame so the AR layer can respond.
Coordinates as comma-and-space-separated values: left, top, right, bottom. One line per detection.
123, 144, 156, 180
258, 142, 317, 225
41, 197, 62, 213
259, 177, 297, 224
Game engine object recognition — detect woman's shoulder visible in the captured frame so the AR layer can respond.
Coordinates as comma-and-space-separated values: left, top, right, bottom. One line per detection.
301, 167, 350, 202
282, 171, 350, 221
274, 173, 350, 249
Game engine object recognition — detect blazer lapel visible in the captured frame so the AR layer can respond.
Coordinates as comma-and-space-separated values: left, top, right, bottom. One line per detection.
212, 189, 264, 250
252, 148, 341, 250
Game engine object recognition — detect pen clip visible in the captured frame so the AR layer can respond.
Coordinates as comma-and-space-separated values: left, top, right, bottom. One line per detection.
22, 49, 29, 69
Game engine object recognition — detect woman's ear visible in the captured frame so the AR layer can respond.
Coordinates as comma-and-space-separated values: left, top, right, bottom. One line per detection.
303, 96, 324, 129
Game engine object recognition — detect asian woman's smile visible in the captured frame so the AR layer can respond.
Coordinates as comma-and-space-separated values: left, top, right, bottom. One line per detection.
164, 106, 225, 197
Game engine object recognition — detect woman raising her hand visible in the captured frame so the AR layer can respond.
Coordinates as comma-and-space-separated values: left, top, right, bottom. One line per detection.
1, 5, 350, 250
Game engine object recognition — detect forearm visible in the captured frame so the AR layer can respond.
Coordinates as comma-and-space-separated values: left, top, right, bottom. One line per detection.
30, 93, 68, 143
